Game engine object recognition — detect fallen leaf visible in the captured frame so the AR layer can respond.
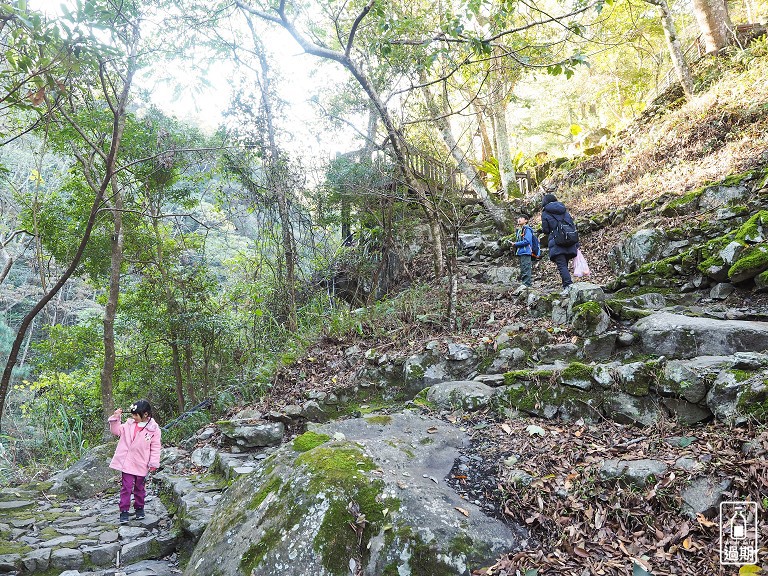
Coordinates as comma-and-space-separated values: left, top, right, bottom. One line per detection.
427, 427, 438, 434
501, 423, 512, 435
696, 513, 716, 528
739, 566, 762, 575
455, 506, 470, 517
526, 424, 546, 437
573, 546, 589, 558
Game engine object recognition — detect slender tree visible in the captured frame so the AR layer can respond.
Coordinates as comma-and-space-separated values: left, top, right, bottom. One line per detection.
0, 0, 141, 430
235, 0, 447, 277
645, 0, 695, 98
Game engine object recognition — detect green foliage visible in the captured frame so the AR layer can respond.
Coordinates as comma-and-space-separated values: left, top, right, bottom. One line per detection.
14, 371, 98, 463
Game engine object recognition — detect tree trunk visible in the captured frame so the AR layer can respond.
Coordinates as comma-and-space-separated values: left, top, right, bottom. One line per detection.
420, 81, 510, 231
150, 213, 186, 413
237, 1, 446, 279
183, 339, 197, 404
656, 0, 696, 99
257, 51, 298, 332
170, 340, 185, 413
100, 179, 124, 437
445, 223, 459, 330
691, 0, 733, 53
491, 100, 515, 199
472, 102, 493, 165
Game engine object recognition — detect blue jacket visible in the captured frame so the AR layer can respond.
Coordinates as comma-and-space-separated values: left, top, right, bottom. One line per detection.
513, 225, 533, 256
541, 200, 579, 259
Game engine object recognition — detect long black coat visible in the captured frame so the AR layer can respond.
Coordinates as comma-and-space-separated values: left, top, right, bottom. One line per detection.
541, 201, 579, 260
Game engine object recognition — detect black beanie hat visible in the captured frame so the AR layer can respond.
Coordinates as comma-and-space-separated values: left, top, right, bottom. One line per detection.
542, 193, 557, 207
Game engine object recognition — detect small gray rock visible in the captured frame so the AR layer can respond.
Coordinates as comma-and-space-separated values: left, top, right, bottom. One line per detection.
681, 477, 732, 518
599, 459, 668, 487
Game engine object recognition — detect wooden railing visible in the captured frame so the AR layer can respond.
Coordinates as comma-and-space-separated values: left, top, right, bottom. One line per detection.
404, 144, 530, 199
649, 34, 704, 102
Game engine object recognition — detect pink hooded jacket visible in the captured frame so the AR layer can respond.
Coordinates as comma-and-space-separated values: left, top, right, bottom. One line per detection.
108, 416, 162, 477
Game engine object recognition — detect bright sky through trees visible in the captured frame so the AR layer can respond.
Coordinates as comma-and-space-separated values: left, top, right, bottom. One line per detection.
37, 0, 354, 161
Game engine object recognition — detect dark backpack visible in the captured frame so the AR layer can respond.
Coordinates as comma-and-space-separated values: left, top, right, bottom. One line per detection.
552, 216, 579, 247
526, 226, 542, 259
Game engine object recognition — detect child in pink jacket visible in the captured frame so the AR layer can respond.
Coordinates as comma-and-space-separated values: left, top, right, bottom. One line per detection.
109, 399, 161, 523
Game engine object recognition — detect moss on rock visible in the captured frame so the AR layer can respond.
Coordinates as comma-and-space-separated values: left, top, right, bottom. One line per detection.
413, 388, 437, 410
240, 527, 282, 575
561, 362, 594, 381
364, 414, 392, 426
248, 476, 283, 510
728, 244, 768, 282
734, 210, 768, 243
0, 540, 32, 555
295, 444, 399, 575
736, 379, 768, 421
663, 187, 703, 215
292, 431, 331, 452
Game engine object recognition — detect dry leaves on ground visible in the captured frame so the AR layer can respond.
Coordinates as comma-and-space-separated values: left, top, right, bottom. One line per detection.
456, 415, 768, 576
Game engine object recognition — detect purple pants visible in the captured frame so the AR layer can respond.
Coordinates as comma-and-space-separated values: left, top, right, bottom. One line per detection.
120, 472, 146, 512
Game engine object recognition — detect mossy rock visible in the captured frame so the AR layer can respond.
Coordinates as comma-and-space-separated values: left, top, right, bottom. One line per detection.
187, 414, 522, 576
728, 244, 768, 282
571, 301, 610, 337
559, 361, 595, 390
604, 299, 653, 321
494, 379, 603, 420
755, 269, 768, 292
736, 378, 768, 421
734, 210, 768, 244
292, 431, 331, 452
661, 187, 703, 216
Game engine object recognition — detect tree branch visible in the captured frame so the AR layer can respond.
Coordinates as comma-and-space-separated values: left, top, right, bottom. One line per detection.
346, 0, 374, 59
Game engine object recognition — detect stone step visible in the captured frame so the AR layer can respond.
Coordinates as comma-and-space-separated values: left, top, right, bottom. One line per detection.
0, 489, 175, 575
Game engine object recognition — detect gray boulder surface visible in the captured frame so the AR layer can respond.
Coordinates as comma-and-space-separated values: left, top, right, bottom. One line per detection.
49, 442, 119, 498
632, 312, 768, 358
185, 411, 528, 576
426, 380, 496, 411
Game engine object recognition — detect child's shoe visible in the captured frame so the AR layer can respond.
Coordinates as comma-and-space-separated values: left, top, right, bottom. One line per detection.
134, 508, 145, 520
119, 511, 130, 523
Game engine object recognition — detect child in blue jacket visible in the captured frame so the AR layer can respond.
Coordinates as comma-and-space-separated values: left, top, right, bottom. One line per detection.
513, 215, 534, 287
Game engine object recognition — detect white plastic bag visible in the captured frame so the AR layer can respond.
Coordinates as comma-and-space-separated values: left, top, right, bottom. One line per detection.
573, 248, 590, 277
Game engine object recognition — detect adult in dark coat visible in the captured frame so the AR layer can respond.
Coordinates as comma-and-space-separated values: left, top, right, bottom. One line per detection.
540, 193, 579, 289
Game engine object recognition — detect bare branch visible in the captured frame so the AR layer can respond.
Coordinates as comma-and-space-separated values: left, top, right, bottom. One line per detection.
1, 229, 34, 248
345, 0, 375, 59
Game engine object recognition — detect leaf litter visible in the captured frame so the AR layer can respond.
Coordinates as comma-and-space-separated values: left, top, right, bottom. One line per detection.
443, 412, 768, 575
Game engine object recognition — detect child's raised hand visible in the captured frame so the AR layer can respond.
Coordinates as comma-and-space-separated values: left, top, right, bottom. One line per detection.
112, 408, 122, 419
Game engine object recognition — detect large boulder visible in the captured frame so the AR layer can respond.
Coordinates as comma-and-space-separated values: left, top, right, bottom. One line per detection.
49, 442, 119, 498
608, 229, 668, 273
185, 412, 527, 576
426, 381, 495, 411
218, 420, 285, 448
698, 184, 749, 210
632, 313, 768, 359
